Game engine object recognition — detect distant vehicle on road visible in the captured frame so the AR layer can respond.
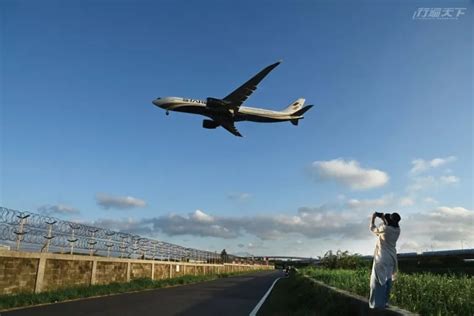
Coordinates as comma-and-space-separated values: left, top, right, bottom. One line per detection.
152, 61, 314, 137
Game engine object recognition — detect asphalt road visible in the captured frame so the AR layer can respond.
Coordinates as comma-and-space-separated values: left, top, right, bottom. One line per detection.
4, 270, 282, 316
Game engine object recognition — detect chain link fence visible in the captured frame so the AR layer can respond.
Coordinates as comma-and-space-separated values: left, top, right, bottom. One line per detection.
0, 207, 241, 263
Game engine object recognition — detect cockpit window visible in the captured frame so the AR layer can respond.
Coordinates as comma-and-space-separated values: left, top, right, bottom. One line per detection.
156, 97, 161, 100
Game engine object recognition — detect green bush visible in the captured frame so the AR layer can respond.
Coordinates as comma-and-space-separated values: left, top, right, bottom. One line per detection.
318, 250, 370, 270
302, 267, 474, 316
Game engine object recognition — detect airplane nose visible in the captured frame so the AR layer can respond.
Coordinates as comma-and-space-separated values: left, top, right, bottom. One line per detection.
152, 99, 160, 106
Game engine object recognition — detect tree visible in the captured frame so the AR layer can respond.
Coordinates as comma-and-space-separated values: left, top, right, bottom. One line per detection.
319, 250, 368, 269
220, 249, 228, 263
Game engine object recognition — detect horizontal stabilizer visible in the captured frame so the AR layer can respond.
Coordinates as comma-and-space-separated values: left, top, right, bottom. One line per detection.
292, 105, 313, 116
290, 105, 313, 126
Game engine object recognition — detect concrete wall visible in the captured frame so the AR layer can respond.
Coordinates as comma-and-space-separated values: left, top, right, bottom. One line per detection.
0, 257, 38, 295
43, 259, 93, 292
95, 261, 128, 285
0, 250, 270, 295
130, 262, 152, 280
153, 264, 169, 280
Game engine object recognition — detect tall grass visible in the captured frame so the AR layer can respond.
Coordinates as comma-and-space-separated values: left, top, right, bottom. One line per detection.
302, 267, 473, 316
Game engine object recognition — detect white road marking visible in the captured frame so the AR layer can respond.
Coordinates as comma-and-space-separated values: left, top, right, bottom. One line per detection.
249, 275, 286, 316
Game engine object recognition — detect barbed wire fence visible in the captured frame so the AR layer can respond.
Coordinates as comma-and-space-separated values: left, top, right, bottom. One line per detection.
0, 207, 245, 263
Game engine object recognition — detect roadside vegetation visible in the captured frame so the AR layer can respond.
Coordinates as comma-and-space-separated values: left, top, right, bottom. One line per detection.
258, 272, 360, 316
0, 272, 245, 311
303, 267, 473, 315
262, 251, 473, 315
301, 250, 474, 316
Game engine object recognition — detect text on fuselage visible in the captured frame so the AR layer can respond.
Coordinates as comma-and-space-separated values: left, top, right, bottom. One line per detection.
182, 98, 205, 104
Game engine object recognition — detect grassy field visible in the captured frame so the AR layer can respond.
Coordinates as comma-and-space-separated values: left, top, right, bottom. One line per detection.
0, 272, 240, 311
302, 267, 474, 316
258, 271, 396, 316
258, 273, 358, 316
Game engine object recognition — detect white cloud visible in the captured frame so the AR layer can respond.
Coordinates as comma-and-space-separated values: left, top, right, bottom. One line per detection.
310, 159, 389, 190
150, 210, 238, 239
96, 193, 146, 210
38, 204, 79, 216
346, 195, 393, 209
89, 203, 473, 256
440, 175, 459, 184
246, 241, 266, 250
407, 176, 436, 191
429, 206, 472, 219
399, 197, 415, 207
399, 241, 422, 253
410, 156, 456, 175
401, 206, 473, 247
191, 209, 214, 223
91, 206, 372, 241
144, 206, 372, 240
91, 217, 152, 235
424, 197, 438, 204
407, 175, 459, 192
227, 192, 252, 201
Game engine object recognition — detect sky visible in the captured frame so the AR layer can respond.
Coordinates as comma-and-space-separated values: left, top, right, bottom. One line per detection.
1, 0, 472, 257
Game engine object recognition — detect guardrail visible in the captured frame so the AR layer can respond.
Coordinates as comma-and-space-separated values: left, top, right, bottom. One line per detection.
0, 207, 241, 263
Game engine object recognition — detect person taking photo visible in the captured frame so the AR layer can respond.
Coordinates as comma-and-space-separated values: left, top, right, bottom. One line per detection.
369, 211, 401, 309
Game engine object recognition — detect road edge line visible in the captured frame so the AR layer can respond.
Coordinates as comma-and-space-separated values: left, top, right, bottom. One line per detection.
249, 276, 284, 316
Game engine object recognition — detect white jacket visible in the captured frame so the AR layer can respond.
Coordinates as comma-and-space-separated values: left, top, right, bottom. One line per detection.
370, 223, 400, 285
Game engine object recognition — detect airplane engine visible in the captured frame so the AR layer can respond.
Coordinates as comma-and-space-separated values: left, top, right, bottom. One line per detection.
202, 119, 220, 129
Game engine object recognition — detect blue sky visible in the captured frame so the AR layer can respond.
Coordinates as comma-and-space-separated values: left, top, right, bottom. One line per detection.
1, 0, 472, 256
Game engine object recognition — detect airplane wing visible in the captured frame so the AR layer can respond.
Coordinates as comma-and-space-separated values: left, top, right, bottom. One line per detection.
223, 61, 281, 108
220, 121, 243, 137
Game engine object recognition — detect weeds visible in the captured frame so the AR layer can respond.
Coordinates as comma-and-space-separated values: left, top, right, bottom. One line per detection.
302, 267, 473, 315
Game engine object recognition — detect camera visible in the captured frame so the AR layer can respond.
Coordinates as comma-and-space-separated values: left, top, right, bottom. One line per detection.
374, 212, 384, 218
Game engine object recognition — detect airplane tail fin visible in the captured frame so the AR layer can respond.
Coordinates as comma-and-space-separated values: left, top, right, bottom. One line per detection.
282, 98, 305, 114
290, 105, 314, 126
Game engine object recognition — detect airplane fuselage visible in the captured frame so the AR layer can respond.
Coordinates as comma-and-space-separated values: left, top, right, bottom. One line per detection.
151, 61, 313, 137
152, 97, 299, 123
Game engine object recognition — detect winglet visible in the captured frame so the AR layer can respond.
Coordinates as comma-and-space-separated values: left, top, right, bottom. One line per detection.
271, 60, 282, 68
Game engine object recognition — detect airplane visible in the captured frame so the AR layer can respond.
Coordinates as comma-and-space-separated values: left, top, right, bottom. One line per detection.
152, 61, 314, 137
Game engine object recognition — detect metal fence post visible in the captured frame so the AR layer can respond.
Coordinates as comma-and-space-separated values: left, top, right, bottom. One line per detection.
68, 224, 80, 255
14, 213, 30, 250
42, 220, 56, 253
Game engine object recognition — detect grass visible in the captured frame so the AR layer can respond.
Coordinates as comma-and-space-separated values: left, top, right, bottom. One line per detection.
0, 271, 246, 311
302, 267, 474, 316
258, 274, 321, 316
258, 273, 361, 316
